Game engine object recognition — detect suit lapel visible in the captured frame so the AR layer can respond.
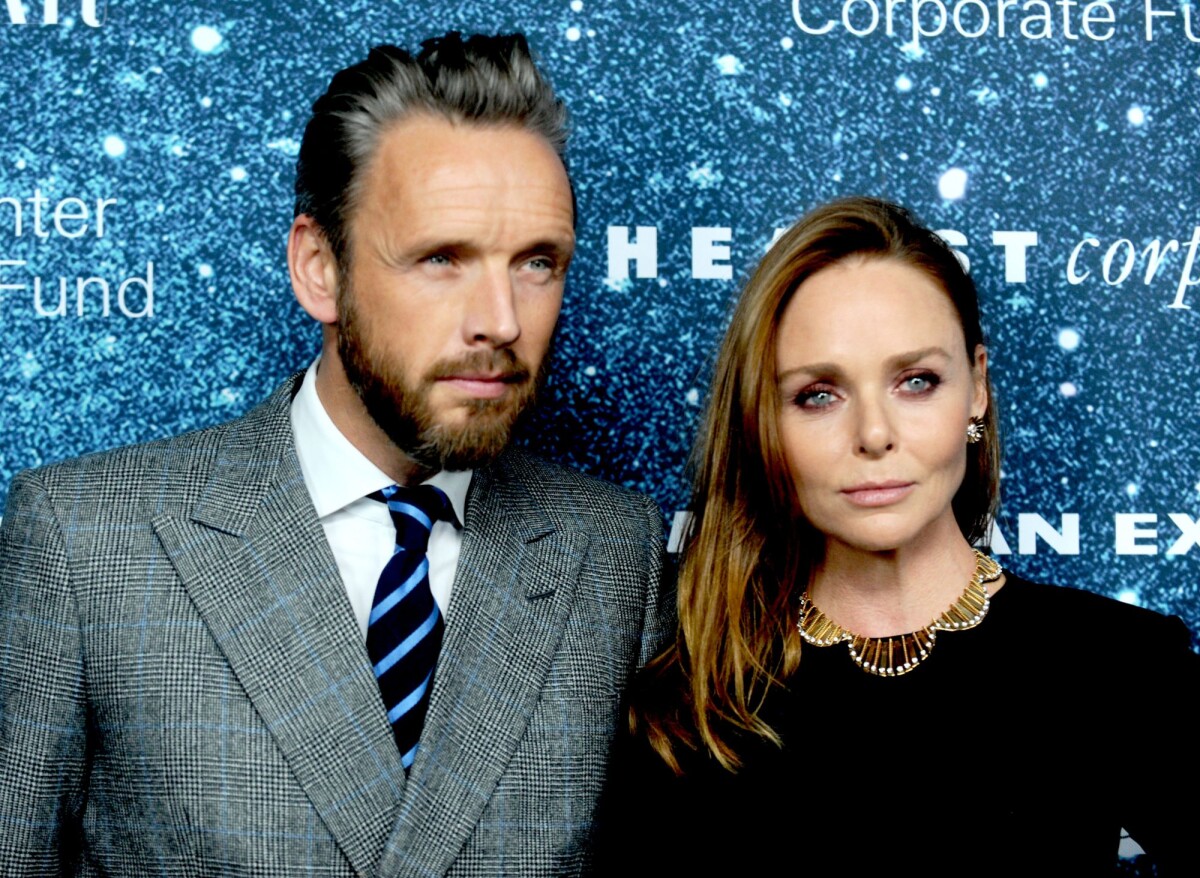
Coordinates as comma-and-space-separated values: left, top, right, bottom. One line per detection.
376, 452, 590, 878
151, 379, 404, 877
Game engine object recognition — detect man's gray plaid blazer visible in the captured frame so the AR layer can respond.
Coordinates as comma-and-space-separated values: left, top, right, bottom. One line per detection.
0, 376, 672, 876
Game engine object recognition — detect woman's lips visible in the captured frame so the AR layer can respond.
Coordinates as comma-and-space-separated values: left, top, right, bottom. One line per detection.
840, 482, 916, 507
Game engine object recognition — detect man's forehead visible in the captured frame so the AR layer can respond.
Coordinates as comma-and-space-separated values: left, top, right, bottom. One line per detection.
369, 115, 568, 186
353, 116, 575, 242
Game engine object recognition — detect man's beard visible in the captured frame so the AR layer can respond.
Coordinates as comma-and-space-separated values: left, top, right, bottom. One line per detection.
336, 286, 543, 472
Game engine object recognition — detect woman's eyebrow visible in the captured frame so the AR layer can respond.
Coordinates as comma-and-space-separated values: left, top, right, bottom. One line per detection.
778, 347, 952, 384
777, 362, 843, 384
886, 346, 952, 370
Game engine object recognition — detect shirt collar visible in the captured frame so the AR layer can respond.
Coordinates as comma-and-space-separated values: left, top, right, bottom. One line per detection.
290, 359, 470, 526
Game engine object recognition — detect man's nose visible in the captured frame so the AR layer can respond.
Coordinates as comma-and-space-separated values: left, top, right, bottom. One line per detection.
462, 265, 521, 347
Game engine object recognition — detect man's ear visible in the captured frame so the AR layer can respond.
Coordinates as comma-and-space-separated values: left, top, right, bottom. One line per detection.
288, 215, 340, 325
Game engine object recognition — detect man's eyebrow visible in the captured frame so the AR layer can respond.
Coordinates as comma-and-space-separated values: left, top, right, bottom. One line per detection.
408, 238, 474, 255
381, 236, 575, 264
375, 238, 474, 265
517, 239, 575, 260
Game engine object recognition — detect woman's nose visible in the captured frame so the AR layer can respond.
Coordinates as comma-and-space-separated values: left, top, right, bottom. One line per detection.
855, 396, 895, 457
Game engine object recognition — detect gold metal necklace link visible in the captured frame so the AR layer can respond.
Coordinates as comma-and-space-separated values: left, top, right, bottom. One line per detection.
797, 550, 1003, 677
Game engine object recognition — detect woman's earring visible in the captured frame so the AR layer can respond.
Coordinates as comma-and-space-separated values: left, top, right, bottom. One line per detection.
965, 417, 984, 445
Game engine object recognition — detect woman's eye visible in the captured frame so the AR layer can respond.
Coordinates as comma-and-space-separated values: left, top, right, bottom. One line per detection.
795, 388, 837, 409
901, 373, 940, 394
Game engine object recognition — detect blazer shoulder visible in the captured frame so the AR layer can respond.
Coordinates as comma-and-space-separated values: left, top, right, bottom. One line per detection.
7, 376, 299, 513
491, 448, 663, 537
6, 427, 229, 523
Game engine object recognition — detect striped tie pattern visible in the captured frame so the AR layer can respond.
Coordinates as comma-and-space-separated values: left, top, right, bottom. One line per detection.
367, 483, 452, 770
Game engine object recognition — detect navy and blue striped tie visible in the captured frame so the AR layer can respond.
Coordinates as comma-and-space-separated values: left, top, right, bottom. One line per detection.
367, 483, 452, 770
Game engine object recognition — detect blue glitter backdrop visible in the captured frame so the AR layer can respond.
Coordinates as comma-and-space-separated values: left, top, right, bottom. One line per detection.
1, 1, 1198, 641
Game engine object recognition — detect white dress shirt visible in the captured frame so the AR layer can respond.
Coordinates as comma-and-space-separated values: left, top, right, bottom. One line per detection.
289, 360, 471, 639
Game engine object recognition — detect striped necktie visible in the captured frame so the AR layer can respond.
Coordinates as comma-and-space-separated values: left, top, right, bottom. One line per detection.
367, 483, 453, 770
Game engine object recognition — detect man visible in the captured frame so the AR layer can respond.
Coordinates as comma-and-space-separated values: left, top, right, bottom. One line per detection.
0, 33, 669, 876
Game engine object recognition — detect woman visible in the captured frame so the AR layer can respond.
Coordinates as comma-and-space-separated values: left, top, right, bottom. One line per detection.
596, 197, 1197, 876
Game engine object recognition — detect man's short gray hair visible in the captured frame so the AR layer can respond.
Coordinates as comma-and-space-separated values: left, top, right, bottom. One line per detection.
294, 32, 570, 268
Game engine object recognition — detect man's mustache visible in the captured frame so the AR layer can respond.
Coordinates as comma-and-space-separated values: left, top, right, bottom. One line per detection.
425, 350, 531, 384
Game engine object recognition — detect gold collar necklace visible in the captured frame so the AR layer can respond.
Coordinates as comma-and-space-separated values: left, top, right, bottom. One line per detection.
796, 550, 1003, 678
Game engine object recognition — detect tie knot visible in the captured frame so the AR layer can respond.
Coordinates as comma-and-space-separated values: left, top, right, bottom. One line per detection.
369, 484, 455, 552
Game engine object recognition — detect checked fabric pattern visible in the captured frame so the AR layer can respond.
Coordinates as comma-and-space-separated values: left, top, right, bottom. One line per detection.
0, 376, 673, 876
368, 483, 454, 770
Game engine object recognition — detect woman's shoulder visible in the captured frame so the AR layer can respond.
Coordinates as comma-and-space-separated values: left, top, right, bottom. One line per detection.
998, 568, 1195, 657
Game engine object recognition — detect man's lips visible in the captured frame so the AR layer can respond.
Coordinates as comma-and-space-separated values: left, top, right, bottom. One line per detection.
840, 481, 915, 507
437, 373, 525, 399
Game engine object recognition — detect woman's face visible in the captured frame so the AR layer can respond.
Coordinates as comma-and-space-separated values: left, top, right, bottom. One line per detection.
774, 257, 987, 557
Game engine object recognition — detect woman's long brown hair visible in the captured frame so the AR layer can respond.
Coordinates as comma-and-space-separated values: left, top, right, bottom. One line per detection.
634, 197, 1001, 772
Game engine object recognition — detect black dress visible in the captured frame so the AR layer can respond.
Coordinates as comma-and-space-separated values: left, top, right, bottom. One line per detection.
594, 574, 1199, 877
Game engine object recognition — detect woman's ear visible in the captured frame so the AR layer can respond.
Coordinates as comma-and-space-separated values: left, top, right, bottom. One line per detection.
971, 344, 989, 420
288, 215, 340, 326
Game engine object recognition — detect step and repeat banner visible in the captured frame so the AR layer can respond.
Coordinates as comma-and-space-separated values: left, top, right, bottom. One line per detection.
2, 1, 1197, 642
